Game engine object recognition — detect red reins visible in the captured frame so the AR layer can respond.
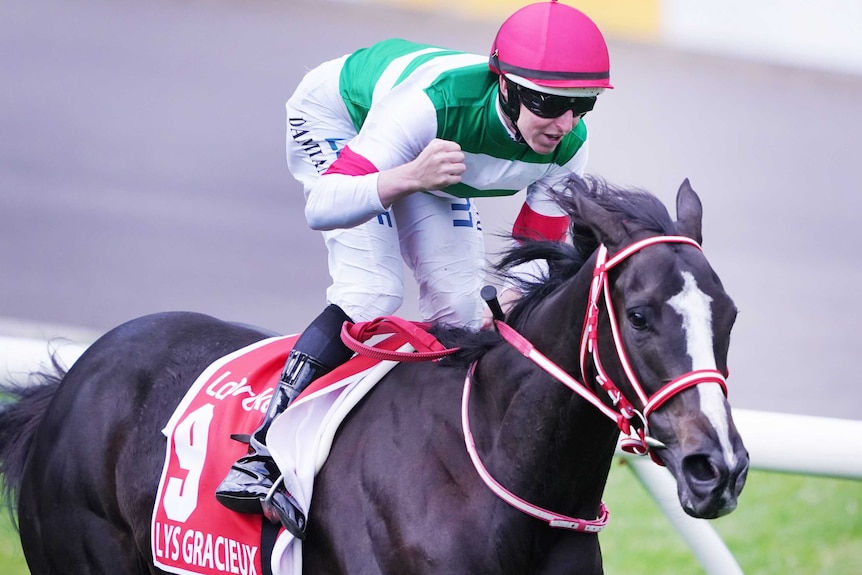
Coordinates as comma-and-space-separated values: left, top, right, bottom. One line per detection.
341, 315, 458, 361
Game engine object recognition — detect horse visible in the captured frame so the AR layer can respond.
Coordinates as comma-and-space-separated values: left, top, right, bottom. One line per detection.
0, 176, 748, 574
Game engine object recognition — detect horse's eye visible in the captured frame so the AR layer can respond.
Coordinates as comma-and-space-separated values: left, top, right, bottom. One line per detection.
628, 311, 648, 330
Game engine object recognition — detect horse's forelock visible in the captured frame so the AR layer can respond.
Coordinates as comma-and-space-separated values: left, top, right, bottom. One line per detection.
557, 176, 676, 243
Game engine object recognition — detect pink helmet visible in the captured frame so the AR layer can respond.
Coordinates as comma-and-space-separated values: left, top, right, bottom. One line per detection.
489, 0, 613, 94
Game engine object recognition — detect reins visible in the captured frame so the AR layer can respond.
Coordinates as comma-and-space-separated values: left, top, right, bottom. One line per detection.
341, 234, 729, 533
341, 315, 458, 361
461, 360, 610, 532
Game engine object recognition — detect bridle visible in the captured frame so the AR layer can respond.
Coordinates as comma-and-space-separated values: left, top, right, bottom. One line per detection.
461, 235, 729, 532
579, 235, 728, 455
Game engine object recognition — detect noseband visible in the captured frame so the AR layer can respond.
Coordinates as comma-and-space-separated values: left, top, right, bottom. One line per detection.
462, 235, 729, 532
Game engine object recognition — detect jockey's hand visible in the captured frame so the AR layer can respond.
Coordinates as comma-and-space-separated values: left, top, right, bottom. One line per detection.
481, 287, 522, 329
411, 138, 466, 190
378, 139, 466, 207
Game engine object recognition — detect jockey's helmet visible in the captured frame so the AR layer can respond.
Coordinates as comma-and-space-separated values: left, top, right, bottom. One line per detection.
489, 0, 612, 126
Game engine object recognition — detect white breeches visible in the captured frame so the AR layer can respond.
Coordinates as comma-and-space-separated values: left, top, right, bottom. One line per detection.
285, 56, 486, 328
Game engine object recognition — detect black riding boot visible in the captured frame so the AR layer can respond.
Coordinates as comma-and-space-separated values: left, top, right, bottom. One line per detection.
215, 304, 353, 514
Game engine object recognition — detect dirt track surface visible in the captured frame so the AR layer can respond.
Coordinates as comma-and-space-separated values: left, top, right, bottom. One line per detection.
2, 0, 861, 419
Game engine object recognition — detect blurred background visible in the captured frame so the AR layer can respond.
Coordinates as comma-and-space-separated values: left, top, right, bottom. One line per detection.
2, 2, 861, 574
1, 0, 861, 425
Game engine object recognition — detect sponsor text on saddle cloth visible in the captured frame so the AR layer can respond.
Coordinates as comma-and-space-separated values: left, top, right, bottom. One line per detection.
151, 321, 436, 575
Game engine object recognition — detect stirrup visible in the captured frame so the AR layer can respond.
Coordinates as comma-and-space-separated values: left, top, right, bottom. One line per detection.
262, 475, 307, 540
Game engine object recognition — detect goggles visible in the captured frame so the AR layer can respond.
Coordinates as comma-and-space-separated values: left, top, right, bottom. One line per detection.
512, 82, 597, 119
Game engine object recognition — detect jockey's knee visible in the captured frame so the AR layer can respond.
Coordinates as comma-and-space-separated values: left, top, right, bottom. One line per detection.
422, 291, 483, 329
340, 292, 404, 323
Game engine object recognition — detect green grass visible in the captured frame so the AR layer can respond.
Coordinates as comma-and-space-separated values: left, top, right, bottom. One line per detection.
0, 507, 26, 575
601, 461, 862, 574
1, 465, 860, 574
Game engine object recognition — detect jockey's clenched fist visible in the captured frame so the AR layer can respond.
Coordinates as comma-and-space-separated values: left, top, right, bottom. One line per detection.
412, 138, 466, 190
378, 138, 466, 208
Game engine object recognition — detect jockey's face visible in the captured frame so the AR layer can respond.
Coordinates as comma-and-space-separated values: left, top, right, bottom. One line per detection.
517, 106, 582, 155
499, 76, 583, 156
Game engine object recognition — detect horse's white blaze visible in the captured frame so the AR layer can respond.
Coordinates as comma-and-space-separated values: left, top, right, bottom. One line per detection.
668, 272, 737, 469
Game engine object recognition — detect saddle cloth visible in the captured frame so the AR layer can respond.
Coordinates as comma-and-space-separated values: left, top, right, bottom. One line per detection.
151, 332, 412, 575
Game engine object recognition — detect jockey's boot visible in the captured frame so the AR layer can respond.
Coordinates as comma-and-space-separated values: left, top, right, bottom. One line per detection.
215, 303, 354, 515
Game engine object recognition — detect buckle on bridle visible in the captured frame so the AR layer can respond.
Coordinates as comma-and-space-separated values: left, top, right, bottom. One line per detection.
617, 408, 667, 461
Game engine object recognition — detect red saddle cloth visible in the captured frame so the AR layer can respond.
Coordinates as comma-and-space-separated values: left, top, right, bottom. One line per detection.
151, 324, 426, 575
152, 335, 294, 575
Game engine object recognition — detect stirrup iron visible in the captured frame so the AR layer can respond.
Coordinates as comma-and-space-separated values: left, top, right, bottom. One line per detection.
262, 475, 307, 539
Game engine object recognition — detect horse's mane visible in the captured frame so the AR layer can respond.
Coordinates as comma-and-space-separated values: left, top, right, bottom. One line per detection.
434, 175, 675, 366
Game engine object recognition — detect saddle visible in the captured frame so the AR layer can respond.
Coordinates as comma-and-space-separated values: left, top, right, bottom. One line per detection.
231, 316, 459, 539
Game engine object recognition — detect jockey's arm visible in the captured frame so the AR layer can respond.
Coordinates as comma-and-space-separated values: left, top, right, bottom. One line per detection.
512, 194, 569, 242
377, 139, 465, 208
305, 93, 455, 231
303, 139, 465, 231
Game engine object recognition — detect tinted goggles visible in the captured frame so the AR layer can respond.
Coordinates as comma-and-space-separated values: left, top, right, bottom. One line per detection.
514, 83, 597, 119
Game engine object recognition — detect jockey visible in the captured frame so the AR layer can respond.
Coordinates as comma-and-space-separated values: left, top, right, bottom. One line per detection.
216, 0, 612, 516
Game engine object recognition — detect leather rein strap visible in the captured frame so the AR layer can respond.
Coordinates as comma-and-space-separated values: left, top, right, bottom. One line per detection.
461, 361, 610, 533
341, 316, 459, 361
341, 317, 609, 532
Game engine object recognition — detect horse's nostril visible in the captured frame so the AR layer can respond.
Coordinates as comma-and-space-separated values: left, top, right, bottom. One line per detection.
682, 454, 719, 483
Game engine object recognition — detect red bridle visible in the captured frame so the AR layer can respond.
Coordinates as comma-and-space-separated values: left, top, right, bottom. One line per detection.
461, 235, 729, 532
579, 235, 728, 457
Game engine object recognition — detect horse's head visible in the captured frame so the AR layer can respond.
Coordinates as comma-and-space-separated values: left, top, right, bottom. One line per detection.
566, 177, 749, 519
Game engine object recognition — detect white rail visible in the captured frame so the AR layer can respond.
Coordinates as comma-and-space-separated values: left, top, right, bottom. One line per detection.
617, 407, 862, 574
730, 408, 862, 479
0, 335, 88, 386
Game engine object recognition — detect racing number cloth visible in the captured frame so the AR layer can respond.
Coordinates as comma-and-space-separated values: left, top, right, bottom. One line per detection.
151, 320, 443, 575
152, 336, 296, 575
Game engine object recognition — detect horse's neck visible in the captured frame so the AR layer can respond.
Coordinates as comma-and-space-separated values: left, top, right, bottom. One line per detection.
473, 271, 618, 519
518, 273, 590, 374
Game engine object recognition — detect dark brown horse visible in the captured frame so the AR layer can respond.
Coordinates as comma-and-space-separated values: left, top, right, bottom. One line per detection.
0, 176, 747, 574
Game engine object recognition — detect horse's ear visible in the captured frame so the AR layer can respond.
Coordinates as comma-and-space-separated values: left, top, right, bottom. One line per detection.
675, 178, 703, 244
575, 193, 629, 251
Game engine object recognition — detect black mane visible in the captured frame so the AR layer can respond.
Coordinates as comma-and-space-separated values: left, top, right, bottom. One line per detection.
559, 175, 677, 250
434, 175, 675, 364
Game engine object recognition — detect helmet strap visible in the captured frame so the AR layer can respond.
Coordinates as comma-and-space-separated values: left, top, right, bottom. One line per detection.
498, 77, 525, 143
